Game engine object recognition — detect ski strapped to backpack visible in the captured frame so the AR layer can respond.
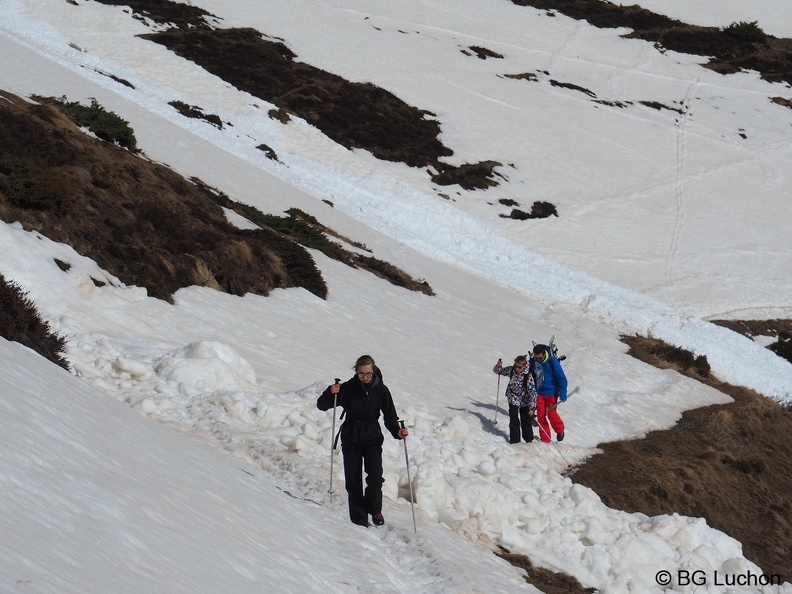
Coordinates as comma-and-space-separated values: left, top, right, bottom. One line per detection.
530, 335, 565, 381
531, 335, 577, 409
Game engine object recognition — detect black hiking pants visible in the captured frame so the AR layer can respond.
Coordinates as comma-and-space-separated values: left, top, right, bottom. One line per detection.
342, 438, 384, 526
509, 404, 534, 443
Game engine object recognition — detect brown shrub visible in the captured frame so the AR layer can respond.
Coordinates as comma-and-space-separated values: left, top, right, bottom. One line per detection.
0, 274, 69, 370
572, 334, 792, 581
141, 27, 453, 168
0, 90, 326, 302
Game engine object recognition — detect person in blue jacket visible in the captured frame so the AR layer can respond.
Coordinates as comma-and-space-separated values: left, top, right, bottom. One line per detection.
530, 344, 568, 443
317, 354, 408, 527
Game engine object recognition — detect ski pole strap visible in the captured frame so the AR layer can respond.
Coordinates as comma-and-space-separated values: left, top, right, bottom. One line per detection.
332, 409, 345, 449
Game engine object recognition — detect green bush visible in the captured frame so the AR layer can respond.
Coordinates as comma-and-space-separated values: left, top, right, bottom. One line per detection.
32, 95, 140, 152
723, 21, 767, 43
0, 274, 69, 370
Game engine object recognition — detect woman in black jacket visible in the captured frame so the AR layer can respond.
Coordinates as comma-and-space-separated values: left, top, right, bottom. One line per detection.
317, 354, 409, 527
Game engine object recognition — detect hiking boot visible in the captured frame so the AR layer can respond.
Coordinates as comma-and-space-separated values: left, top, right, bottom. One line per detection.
372, 513, 385, 526
557, 432, 565, 442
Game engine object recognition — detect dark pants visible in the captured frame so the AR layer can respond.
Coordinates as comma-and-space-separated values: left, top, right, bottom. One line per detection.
509, 404, 534, 443
342, 439, 384, 526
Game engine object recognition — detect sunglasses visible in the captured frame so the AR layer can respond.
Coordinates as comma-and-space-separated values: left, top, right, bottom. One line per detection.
357, 371, 374, 379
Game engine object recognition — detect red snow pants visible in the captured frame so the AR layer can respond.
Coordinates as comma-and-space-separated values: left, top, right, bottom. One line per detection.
536, 394, 564, 443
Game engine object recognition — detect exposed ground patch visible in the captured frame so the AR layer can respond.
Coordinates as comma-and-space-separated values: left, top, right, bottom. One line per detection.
0, 90, 433, 301
495, 548, 596, 593
570, 335, 792, 582
85, 0, 502, 190
510, 0, 792, 85
711, 319, 792, 364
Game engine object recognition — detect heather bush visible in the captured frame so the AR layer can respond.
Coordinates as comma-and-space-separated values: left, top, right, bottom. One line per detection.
0, 274, 69, 370
32, 95, 140, 152
723, 20, 767, 43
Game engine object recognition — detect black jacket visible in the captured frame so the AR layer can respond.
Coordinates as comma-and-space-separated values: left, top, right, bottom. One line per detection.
317, 375, 401, 446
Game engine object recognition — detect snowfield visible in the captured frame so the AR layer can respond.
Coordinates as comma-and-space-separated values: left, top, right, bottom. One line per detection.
1, 0, 791, 592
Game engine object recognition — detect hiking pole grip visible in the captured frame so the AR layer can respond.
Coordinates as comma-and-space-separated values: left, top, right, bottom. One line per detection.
399, 420, 417, 534
328, 378, 341, 503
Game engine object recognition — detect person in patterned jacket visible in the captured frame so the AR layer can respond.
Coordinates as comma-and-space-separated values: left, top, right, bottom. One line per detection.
493, 355, 537, 444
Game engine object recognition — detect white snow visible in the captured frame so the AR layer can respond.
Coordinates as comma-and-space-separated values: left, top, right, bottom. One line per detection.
1, 0, 791, 592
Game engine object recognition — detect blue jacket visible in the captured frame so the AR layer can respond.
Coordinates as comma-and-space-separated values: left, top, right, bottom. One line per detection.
530, 345, 568, 400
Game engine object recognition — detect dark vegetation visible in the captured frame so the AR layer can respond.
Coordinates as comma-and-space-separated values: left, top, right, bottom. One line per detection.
87, 0, 792, 211
32, 95, 140, 152
0, 274, 69, 370
168, 100, 224, 129
495, 548, 596, 593
572, 335, 792, 582
502, 72, 538, 82
429, 160, 504, 190
712, 319, 792, 363
14, 0, 792, 585
0, 91, 323, 301
500, 200, 558, 219
197, 184, 435, 296
492, 0, 792, 583
549, 80, 597, 98
98, 71, 135, 89
510, 0, 792, 85
0, 90, 432, 302
256, 144, 279, 161
465, 46, 505, 59
88, 0, 503, 190
142, 27, 454, 168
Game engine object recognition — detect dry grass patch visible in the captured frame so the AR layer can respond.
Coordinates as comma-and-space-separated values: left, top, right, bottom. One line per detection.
0, 90, 326, 301
495, 548, 596, 593
571, 335, 792, 581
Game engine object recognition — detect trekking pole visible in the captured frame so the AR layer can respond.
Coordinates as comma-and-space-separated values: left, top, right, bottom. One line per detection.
494, 359, 502, 425
400, 420, 417, 534
535, 416, 572, 466
547, 386, 580, 413
328, 378, 341, 504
